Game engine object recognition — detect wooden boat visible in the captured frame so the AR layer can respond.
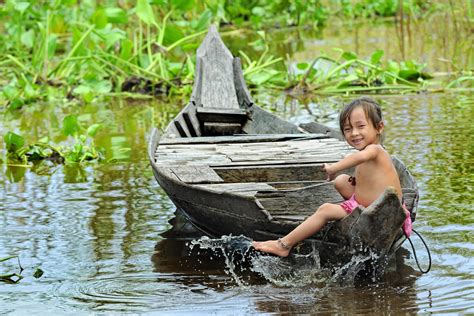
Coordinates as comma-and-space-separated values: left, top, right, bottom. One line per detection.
148, 26, 419, 272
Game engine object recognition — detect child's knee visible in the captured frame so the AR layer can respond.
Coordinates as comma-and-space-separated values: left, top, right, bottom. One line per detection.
316, 203, 333, 217
334, 174, 350, 191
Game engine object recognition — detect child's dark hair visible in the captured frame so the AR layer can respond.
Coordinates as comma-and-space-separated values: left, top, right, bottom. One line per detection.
339, 97, 384, 136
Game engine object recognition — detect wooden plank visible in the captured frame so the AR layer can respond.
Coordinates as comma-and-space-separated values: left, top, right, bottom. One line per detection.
196, 107, 247, 123
194, 182, 276, 197
202, 122, 242, 136
182, 107, 201, 137
169, 166, 224, 184
214, 163, 328, 182
196, 25, 240, 109
242, 105, 302, 134
299, 121, 345, 141
233, 58, 253, 108
173, 115, 191, 138
256, 182, 344, 216
159, 133, 329, 145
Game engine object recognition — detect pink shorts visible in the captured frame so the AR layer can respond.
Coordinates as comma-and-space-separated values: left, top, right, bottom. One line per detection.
340, 194, 412, 237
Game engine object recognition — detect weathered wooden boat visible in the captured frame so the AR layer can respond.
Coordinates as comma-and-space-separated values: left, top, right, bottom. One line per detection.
148, 26, 419, 272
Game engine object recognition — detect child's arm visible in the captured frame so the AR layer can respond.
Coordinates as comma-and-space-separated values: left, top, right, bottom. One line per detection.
324, 144, 380, 180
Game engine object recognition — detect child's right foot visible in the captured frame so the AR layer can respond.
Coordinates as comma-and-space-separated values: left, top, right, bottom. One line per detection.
252, 239, 291, 257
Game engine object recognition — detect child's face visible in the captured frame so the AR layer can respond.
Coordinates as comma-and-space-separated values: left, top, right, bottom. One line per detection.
342, 106, 383, 150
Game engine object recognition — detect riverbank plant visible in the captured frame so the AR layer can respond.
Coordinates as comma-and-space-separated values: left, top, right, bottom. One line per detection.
285, 48, 433, 95
3, 114, 103, 166
0, 0, 471, 110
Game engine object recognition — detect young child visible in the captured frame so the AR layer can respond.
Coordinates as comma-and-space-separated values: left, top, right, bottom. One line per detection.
252, 97, 412, 257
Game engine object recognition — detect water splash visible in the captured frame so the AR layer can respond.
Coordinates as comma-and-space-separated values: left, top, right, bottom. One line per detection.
189, 235, 387, 289
189, 235, 254, 287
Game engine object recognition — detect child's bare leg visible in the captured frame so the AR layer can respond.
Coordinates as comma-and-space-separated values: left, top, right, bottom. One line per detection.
334, 174, 355, 199
253, 203, 348, 257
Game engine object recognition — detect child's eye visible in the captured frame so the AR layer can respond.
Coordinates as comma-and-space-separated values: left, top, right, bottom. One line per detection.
344, 128, 351, 132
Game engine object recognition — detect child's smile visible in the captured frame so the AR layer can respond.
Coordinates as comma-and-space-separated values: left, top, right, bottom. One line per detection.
343, 106, 383, 150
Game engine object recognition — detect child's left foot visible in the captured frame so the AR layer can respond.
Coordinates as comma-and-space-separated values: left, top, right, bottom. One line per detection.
252, 239, 291, 257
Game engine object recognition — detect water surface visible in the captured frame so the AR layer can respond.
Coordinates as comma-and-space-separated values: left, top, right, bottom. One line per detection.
1, 18, 473, 314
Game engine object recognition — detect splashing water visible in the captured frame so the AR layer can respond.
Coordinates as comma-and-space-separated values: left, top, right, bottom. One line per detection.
189, 235, 386, 289
188, 235, 254, 287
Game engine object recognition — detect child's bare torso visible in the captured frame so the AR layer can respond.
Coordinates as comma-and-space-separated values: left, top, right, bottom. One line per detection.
353, 149, 402, 207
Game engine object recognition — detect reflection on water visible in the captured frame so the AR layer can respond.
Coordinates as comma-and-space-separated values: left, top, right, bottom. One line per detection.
1, 20, 474, 314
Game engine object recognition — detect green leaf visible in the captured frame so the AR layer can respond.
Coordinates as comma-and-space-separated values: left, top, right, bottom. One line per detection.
93, 80, 112, 94
119, 38, 133, 60
171, 0, 195, 11
47, 35, 58, 58
136, 0, 156, 25
21, 29, 35, 48
163, 24, 184, 46
251, 6, 265, 16
62, 115, 81, 136
193, 9, 212, 30
73, 84, 92, 95
100, 29, 126, 50
342, 51, 358, 61
105, 7, 128, 24
296, 62, 309, 70
336, 74, 359, 88
14, 2, 30, 13
370, 49, 384, 65
398, 69, 420, 81
91, 8, 108, 29
86, 124, 101, 137
4, 132, 25, 152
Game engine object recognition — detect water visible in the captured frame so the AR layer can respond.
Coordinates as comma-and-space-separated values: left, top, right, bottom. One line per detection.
1, 19, 473, 314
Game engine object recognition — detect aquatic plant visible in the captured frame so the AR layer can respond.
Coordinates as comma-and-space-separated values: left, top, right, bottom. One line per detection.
3, 115, 103, 166
286, 48, 433, 95
0, 255, 43, 284
0, 0, 471, 107
0, 256, 23, 284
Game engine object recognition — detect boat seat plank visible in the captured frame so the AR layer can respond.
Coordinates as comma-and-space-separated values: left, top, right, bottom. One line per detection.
194, 182, 276, 197
202, 122, 242, 136
196, 107, 247, 123
159, 133, 330, 145
169, 166, 224, 184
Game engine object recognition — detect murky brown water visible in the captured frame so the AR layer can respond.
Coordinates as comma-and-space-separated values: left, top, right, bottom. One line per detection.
1, 17, 473, 314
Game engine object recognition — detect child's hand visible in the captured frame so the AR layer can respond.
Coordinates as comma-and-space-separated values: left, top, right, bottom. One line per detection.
324, 163, 336, 181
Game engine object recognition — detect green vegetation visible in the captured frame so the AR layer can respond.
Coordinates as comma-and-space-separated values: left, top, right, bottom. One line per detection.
0, 255, 43, 284
0, 256, 23, 284
286, 49, 434, 95
1, 0, 471, 109
0, 0, 472, 168
4, 114, 103, 166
